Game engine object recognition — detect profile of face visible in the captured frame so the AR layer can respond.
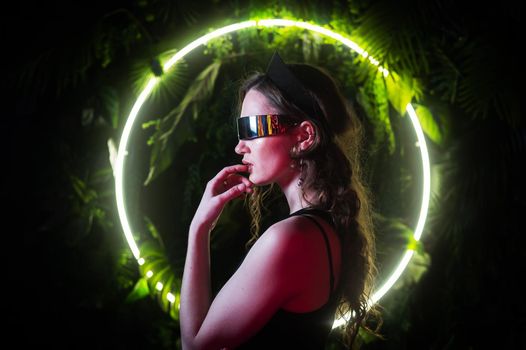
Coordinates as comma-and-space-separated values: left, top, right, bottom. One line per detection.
235, 89, 298, 187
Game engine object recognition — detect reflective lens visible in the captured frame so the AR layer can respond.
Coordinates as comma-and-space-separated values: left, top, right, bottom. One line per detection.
237, 115, 298, 140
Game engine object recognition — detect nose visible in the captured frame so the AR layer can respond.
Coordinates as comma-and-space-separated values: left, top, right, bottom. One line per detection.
235, 139, 248, 155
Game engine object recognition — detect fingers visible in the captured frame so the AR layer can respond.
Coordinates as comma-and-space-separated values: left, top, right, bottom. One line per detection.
216, 182, 250, 202
217, 164, 249, 179
209, 164, 253, 191
224, 173, 253, 189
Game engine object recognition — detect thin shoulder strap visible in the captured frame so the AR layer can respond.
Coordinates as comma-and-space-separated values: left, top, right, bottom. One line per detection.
301, 215, 335, 294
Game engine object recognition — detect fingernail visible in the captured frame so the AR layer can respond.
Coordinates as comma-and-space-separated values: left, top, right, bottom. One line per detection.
237, 183, 245, 190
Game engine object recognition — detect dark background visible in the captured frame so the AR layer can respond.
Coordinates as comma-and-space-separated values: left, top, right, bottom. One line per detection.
9, 0, 524, 348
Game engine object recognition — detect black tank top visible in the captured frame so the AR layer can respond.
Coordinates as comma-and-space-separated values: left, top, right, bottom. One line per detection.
237, 207, 340, 349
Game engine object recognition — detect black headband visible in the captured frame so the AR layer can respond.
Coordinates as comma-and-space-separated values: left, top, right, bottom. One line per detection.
264, 52, 330, 137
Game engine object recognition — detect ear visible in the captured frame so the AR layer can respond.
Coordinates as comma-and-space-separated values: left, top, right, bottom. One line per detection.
295, 120, 316, 151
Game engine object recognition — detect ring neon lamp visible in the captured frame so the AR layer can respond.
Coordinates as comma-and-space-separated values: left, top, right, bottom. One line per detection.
114, 19, 431, 328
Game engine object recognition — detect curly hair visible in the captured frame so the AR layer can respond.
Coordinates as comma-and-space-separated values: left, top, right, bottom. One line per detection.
238, 62, 381, 348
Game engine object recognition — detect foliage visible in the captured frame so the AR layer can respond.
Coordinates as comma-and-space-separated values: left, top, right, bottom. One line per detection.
143, 60, 222, 185
18, 0, 522, 348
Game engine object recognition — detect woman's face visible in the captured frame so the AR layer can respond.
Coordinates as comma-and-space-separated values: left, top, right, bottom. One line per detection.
235, 89, 298, 187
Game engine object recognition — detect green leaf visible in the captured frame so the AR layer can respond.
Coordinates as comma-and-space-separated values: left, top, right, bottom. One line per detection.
139, 241, 166, 259
144, 216, 162, 241
400, 249, 431, 287
125, 277, 150, 303
99, 86, 120, 129
70, 175, 98, 203
159, 273, 176, 312
413, 104, 443, 145
148, 265, 172, 288
144, 60, 222, 185
358, 74, 395, 154
141, 259, 170, 279
385, 71, 415, 116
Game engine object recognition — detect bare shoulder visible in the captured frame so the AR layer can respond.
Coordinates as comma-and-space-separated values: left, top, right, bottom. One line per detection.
254, 214, 337, 263
252, 214, 341, 307
267, 214, 337, 241
258, 215, 314, 246
248, 216, 302, 257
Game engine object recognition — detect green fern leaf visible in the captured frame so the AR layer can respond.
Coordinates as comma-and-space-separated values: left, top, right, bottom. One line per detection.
144, 60, 222, 185
125, 277, 150, 303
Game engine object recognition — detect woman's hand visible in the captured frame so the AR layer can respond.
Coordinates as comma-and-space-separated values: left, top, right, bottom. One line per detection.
191, 164, 253, 233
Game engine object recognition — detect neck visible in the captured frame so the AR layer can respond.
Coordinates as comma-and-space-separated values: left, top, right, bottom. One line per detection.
279, 174, 315, 214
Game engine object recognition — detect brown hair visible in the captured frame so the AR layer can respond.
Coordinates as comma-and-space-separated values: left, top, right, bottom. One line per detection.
238, 62, 380, 347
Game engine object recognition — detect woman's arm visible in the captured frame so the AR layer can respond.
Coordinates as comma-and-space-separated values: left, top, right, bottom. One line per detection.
180, 164, 252, 349
181, 218, 319, 349
179, 221, 212, 349
180, 165, 326, 349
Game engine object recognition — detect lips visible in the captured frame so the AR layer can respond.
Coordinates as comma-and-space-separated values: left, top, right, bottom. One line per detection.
242, 160, 253, 172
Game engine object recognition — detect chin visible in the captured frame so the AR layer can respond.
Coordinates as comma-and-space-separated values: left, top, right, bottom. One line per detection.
249, 174, 270, 187
249, 176, 263, 186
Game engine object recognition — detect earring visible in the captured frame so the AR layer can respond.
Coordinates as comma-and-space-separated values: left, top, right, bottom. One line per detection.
290, 145, 299, 168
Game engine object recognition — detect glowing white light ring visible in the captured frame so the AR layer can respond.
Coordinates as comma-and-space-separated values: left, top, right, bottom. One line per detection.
115, 19, 431, 328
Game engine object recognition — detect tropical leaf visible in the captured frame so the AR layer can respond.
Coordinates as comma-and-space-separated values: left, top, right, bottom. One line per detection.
144, 215, 163, 242
358, 73, 395, 154
413, 104, 443, 145
143, 60, 222, 185
69, 172, 115, 235
125, 277, 150, 303
393, 248, 430, 290
71, 175, 98, 204
99, 86, 121, 129
133, 216, 182, 320
375, 214, 418, 253
384, 71, 420, 116
350, 0, 431, 75
429, 44, 462, 104
158, 273, 177, 312
140, 241, 167, 259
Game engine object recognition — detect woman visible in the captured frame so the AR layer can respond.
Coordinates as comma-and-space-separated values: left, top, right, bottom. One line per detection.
180, 53, 378, 349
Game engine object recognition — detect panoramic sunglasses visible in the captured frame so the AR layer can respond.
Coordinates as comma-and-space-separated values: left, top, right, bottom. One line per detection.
237, 114, 299, 140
